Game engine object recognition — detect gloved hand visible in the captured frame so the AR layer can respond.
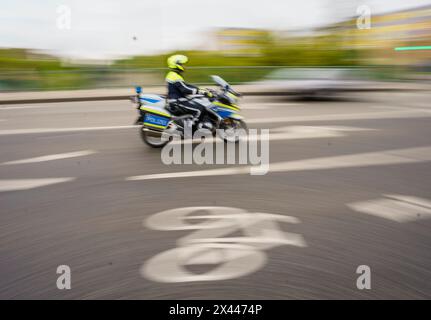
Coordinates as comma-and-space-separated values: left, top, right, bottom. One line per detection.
198, 88, 213, 98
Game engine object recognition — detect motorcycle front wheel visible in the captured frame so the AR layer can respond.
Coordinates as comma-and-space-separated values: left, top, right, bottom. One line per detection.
218, 119, 248, 143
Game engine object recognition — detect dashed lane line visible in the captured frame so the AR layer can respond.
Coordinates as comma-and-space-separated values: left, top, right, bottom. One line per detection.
347, 194, 431, 223
1, 150, 97, 165
0, 110, 429, 136
0, 125, 136, 135
170, 126, 374, 145
0, 178, 76, 192
126, 146, 431, 181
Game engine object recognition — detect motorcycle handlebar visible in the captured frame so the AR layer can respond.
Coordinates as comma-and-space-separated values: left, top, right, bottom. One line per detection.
227, 87, 242, 97
206, 87, 242, 98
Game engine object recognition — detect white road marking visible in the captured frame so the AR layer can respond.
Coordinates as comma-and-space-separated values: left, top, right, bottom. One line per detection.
0, 100, 414, 112
126, 146, 431, 180
0, 125, 136, 135
241, 102, 301, 109
0, 105, 126, 113
267, 125, 373, 141
0, 105, 55, 111
385, 194, 431, 209
247, 110, 431, 124
142, 207, 305, 283
0, 102, 296, 111
170, 125, 374, 145
347, 194, 431, 223
1, 150, 97, 165
373, 105, 431, 113
0, 178, 75, 192
0, 110, 428, 136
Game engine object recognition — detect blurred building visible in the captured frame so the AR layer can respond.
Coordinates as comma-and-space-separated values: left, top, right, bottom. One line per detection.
325, 5, 431, 66
214, 28, 270, 56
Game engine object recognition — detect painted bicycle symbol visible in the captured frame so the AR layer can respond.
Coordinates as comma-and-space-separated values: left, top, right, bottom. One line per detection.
141, 207, 307, 283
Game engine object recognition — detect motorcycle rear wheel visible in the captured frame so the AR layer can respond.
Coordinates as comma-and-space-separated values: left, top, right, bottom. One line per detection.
140, 127, 169, 148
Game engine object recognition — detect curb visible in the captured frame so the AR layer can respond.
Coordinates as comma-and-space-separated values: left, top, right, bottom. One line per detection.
0, 87, 424, 105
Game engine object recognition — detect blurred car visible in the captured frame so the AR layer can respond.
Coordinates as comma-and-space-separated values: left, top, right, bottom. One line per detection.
253, 68, 372, 98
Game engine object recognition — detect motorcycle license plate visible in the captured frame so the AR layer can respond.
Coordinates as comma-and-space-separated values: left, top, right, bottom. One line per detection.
144, 113, 169, 128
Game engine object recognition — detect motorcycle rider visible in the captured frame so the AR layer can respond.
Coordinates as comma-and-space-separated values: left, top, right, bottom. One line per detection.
165, 54, 213, 124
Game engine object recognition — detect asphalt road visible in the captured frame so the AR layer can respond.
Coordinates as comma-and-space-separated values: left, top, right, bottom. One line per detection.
0, 91, 431, 299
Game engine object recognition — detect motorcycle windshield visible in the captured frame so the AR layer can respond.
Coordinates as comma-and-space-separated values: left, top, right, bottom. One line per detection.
211, 75, 230, 88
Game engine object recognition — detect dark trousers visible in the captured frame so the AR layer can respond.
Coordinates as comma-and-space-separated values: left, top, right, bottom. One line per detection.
172, 100, 207, 121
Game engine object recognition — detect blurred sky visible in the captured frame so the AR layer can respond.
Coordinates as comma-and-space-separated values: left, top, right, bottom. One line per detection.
1, 0, 430, 60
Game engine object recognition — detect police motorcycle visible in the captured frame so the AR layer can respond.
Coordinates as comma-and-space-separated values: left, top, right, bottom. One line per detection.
131, 75, 247, 148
